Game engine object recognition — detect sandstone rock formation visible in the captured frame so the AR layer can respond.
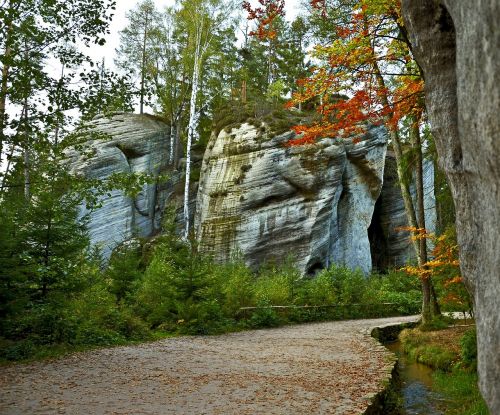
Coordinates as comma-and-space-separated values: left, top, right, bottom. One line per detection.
68, 113, 176, 259
195, 122, 351, 274
370, 155, 436, 270
401, 2, 500, 411
329, 131, 387, 273
72, 113, 436, 275
194, 121, 433, 275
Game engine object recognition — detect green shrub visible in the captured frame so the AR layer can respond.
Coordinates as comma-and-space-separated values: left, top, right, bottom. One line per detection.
137, 236, 227, 334
327, 265, 367, 304
460, 328, 477, 368
248, 299, 283, 328
218, 260, 255, 315
367, 269, 421, 314
295, 272, 337, 306
254, 262, 298, 306
74, 323, 125, 346
0, 339, 36, 361
106, 243, 143, 303
135, 253, 177, 327
175, 298, 227, 335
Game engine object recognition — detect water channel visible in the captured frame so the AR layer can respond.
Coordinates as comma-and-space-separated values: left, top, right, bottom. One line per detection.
386, 341, 448, 415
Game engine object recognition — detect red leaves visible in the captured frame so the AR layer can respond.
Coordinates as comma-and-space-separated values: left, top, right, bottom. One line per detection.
287, 125, 322, 146
243, 0, 285, 40
389, 77, 424, 128
310, 0, 327, 17
281, 0, 427, 147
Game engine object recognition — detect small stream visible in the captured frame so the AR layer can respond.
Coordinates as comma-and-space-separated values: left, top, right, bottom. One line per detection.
386, 341, 448, 414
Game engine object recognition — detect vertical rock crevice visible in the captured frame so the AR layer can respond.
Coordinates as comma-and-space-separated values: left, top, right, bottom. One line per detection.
329, 126, 387, 274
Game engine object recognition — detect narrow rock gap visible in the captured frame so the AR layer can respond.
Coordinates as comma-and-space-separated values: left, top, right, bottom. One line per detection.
368, 196, 388, 273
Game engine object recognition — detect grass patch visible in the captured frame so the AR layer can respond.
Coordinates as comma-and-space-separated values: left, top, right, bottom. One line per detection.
213, 100, 315, 140
399, 325, 468, 370
399, 324, 489, 414
433, 370, 489, 414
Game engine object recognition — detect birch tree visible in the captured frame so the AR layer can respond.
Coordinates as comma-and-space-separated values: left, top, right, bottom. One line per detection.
175, 0, 236, 240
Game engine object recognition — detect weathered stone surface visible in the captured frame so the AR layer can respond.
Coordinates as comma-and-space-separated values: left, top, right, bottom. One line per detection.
330, 131, 387, 273
71, 113, 436, 275
370, 154, 437, 270
194, 122, 389, 274
401, 2, 500, 411
68, 113, 175, 259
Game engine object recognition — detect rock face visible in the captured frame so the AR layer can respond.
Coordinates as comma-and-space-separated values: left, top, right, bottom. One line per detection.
68, 113, 175, 259
329, 131, 387, 273
401, 2, 500, 411
370, 154, 437, 270
195, 122, 389, 274
72, 113, 436, 275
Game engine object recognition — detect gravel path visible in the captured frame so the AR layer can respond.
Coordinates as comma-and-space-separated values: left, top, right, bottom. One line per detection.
0, 316, 418, 415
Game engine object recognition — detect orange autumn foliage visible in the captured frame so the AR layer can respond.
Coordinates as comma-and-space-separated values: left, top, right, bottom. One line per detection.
244, 0, 425, 145
243, 0, 285, 40
400, 227, 471, 310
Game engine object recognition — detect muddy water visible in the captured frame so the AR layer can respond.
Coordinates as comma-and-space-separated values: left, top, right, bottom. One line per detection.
386, 341, 448, 415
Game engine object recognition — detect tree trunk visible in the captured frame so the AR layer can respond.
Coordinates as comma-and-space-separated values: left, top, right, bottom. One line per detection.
169, 123, 175, 165
421, 278, 432, 323
0, 145, 14, 194
174, 120, 181, 169
372, 57, 433, 323
22, 97, 30, 202
410, 120, 427, 262
139, 14, 150, 115
183, 27, 202, 240
0, 24, 12, 170
411, 118, 442, 318
23, 147, 30, 201
241, 80, 247, 104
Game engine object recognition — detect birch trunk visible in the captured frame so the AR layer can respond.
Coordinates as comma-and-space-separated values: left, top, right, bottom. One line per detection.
183, 27, 202, 240
139, 13, 150, 115
169, 123, 175, 165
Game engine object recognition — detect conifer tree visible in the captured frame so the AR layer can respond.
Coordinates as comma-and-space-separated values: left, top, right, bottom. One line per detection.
115, 0, 161, 114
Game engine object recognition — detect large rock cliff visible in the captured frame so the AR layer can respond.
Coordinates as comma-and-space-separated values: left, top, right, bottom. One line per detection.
68, 113, 177, 259
73, 113, 436, 275
194, 121, 435, 274
401, 2, 500, 411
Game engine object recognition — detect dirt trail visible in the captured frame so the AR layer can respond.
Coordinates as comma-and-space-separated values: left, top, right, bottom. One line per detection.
0, 316, 417, 414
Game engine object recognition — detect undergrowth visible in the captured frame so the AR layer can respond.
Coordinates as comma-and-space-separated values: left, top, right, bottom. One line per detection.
0, 236, 421, 363
399, 324, 489, 414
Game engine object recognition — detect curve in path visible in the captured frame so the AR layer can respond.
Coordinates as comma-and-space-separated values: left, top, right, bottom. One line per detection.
0, 316, 418, 415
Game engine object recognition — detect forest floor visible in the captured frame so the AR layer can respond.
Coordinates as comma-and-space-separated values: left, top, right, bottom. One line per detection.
0, 315, 418, 415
